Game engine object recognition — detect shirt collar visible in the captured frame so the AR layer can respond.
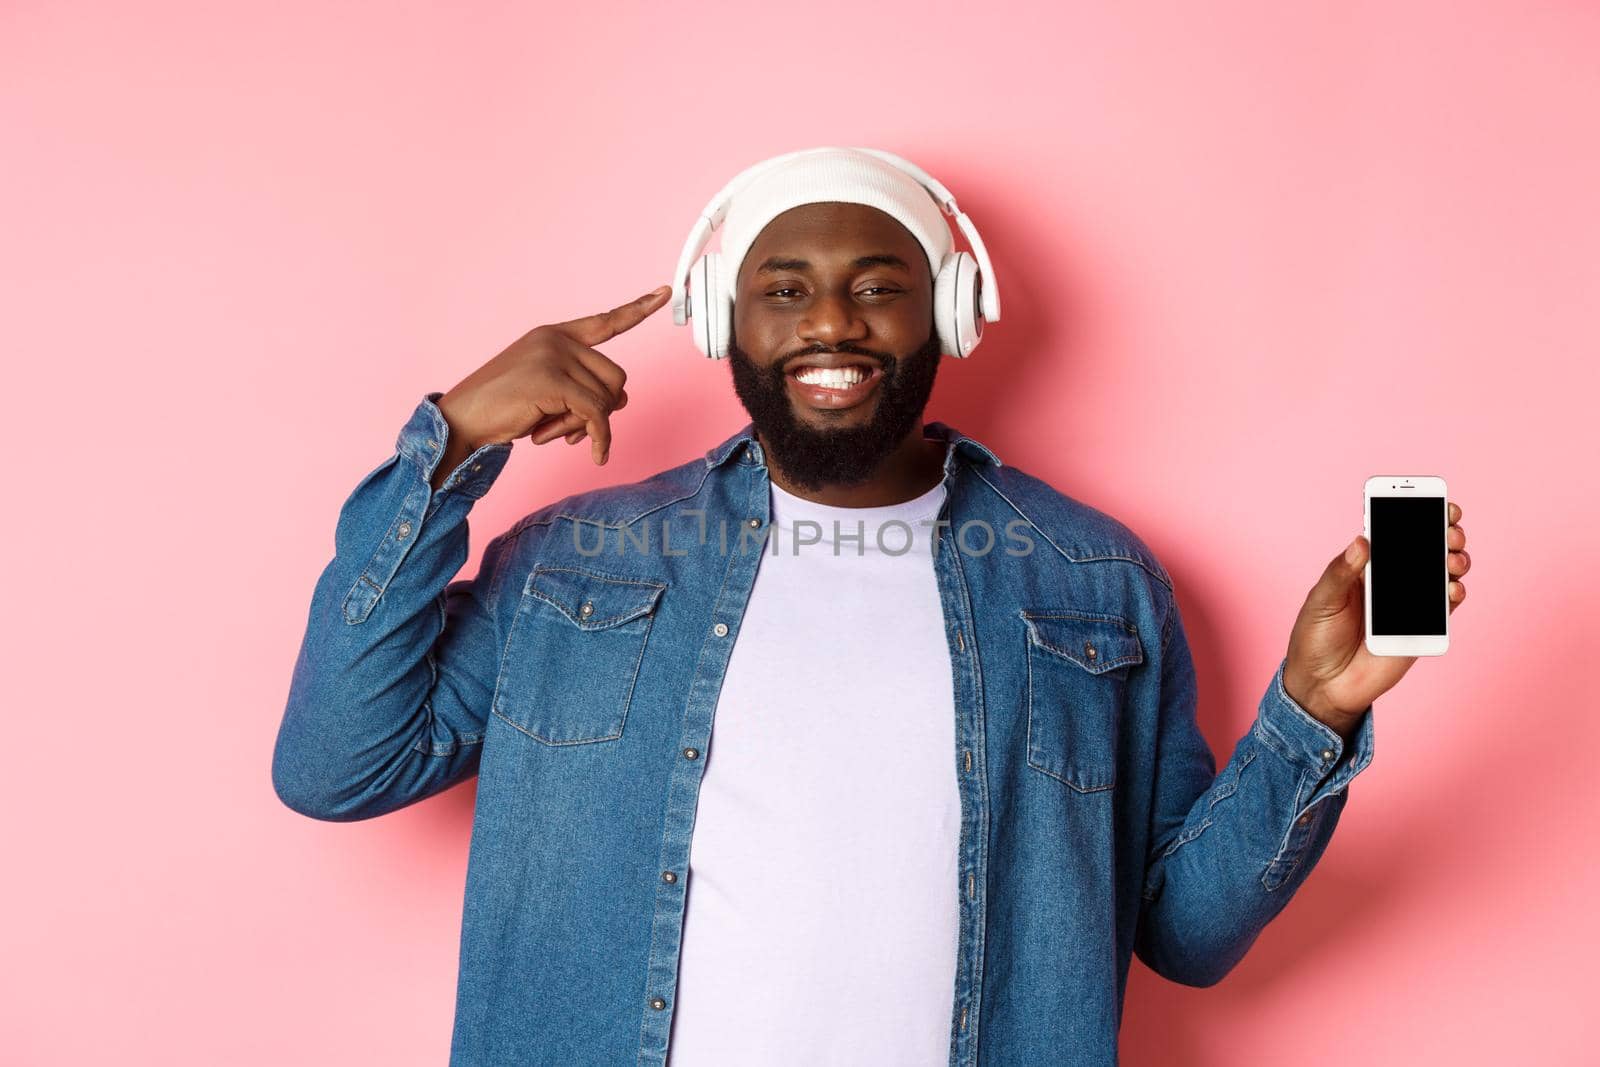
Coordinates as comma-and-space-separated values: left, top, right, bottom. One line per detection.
703, 420, 1003, 471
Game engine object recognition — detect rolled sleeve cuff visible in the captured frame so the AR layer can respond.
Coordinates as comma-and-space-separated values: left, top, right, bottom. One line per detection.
397, 391, 513, 498
1252, 656, 1375, 808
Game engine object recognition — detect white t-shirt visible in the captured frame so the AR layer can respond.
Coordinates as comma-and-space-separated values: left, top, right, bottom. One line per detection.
667, 476, 961, 1065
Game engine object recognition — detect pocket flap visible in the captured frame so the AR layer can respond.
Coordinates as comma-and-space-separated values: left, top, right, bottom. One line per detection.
525, 566, 665, 630
1020, 611, 1144, 673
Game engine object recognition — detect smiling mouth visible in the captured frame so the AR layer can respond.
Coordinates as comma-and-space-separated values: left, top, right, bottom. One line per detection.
786, 364, 885, 410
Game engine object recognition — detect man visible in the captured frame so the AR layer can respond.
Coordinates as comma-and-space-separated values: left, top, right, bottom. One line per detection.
273, 147, 1471, 1066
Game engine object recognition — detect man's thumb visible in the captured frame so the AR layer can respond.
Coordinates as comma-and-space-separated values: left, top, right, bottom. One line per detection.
1310, 536, 1367, 614
1343, 535, 1368, 570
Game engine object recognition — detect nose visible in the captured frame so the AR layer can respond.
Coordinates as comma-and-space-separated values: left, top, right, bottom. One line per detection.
796, 290, 868, 347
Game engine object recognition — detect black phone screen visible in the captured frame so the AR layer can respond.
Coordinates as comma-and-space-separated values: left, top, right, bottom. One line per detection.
1370, 495, 1448, 636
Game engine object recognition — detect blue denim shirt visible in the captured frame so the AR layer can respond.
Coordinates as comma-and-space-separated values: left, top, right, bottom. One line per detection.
274, 392, 1375, 1066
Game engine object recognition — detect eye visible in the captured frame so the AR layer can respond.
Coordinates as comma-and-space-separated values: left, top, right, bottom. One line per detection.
764, 285, 903, 300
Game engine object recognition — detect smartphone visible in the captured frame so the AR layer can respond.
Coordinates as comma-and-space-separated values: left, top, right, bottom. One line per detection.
1363, 476, 1449, 657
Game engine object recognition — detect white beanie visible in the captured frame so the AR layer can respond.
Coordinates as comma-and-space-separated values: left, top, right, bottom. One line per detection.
717, 147, 953, 295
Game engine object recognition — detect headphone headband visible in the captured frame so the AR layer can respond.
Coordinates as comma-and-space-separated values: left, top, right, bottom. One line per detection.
670, 147, 1000, 327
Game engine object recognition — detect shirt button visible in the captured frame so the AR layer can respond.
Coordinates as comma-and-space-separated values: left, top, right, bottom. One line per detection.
471, 462, 482, 472
1084, 642, 1097, 660
662, 870, 677, 884
579, 601, 594, 618
683, 747, 699, 760
396, 521, 412, 539
748, 517, 761, 527
1297, 813, 1311, 826
650, 997, 666, 1011
1321, 748, 1336, 761
713, 622, 729, 637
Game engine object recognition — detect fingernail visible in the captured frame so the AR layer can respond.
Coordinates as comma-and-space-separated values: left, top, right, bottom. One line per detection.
1345, 538, 1361, 564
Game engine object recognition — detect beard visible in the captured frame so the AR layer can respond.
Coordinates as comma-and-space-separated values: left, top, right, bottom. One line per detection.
726, 327, 943, 492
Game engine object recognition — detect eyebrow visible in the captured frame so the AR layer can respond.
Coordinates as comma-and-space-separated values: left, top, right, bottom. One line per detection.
754, 253, 914, 275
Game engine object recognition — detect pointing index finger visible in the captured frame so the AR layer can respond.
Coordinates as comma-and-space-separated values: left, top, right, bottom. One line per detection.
556, 285, 672, 347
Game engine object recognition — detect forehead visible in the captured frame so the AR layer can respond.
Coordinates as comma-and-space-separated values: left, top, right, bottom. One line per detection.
744, 201, 922, 263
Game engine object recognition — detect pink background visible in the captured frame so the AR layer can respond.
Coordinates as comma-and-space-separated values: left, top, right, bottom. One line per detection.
4, 1, 1595, 1063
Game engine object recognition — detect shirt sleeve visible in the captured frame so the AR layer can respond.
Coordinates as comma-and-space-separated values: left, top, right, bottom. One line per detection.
271, 392, 519, 821
1132, 589, 1376, 986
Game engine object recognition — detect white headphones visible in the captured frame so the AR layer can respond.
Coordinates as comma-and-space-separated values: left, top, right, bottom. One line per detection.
670, 147, 1002, 360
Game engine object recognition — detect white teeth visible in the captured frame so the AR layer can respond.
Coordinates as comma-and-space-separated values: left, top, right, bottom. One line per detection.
795, 366, 867, 388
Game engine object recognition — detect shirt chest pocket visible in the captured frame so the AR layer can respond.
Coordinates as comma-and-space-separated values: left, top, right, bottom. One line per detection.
1020, 610, 1144, 792
491, 566, 667, 745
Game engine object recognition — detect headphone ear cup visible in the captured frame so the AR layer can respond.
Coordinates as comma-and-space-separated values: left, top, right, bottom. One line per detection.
708, 251, 733, 361
932, 251, 983, 358
687, 253, 728, 359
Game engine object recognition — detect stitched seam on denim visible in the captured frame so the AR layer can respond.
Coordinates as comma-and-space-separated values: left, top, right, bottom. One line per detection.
633, 463, 764, 1060
1208, 746, 1256, 810
705, 425, 793, 470
505, 511, 553, 540
613, 613, 654, 743
488, 580, 531, 735
1160, 817, 1213, 860
1263, 778, 1309, 890
412, 711, 487, 757
1140, 598, 1181, 904
1303, 744, 1366, 810
345, 454, 450, 624
1022, 609, 1138, 626
691, 465, 766, 679
493, 606, 649, 744
940, 489, 989, 1059
528, 563, 669, 588
411, 591, 449, 755
1026, 764, 1115, 792
1268, 827, 1313, 892
429, 442, 510, 508
490, 706, 624, 745
343, 490, 413, 624
491, 579, 653, 745
970, 467, 1174, 591
1252, 716, 1300, 765
481, 534, 509, 617
410, 585, 492, 758
1160, 591, 1176, 660
1262, 770, 1314, 891
525, 565, 666, 628
488, 520, 543, 616
1020, 611, 1144, 672
1272, 665, 1343, 755
1160, 745, 1256, 859
552, 465, 716, 531
1318, 761, 1357, 798
1023, 627, 1117, 793
674, 525, 741, 690
504, 458, 718, 542
480, 519, 552, 741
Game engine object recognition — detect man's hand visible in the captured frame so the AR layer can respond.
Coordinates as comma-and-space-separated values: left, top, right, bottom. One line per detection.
428, 285, 673, 489
1283, 500, 1471, 743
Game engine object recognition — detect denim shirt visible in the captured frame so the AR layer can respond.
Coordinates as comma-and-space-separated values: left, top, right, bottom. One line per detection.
273, 392, 1376, 1067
